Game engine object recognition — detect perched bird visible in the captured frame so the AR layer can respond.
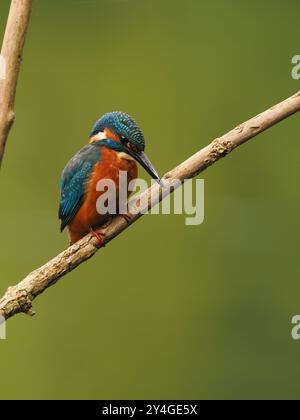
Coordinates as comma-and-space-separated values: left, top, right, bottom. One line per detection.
59, 111, 160, 245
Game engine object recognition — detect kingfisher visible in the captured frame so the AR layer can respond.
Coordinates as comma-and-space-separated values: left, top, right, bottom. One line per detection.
59, 111, 160, 246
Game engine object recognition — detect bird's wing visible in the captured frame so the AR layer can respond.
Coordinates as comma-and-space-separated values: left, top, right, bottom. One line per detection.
59, 144, 100, 231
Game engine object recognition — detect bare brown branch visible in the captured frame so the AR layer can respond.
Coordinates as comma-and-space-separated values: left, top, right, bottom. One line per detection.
0, 0, 32, 166
1, 91, 300, 320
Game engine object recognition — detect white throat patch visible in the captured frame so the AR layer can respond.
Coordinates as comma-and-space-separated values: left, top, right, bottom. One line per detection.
90, 131, 107, 142
118, 152, 135, 161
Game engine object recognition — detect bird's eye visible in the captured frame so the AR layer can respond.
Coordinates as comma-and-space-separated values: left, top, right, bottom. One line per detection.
120, 136, 127, 144
129, 144, 139, 153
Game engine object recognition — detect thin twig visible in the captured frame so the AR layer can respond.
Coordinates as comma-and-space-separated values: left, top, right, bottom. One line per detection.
0, 0, 32, 167
0, 91, 300, 320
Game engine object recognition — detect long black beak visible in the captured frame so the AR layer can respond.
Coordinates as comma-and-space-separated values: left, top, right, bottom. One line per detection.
126, 149, 161, 185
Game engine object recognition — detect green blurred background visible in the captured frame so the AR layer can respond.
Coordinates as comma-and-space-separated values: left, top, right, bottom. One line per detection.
0, 0, 299, 400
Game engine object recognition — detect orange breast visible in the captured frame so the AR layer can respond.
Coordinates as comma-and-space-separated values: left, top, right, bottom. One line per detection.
68, 146, 137, 242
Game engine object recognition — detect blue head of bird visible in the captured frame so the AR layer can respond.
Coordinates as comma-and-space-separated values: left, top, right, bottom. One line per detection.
90, 111, 161, 183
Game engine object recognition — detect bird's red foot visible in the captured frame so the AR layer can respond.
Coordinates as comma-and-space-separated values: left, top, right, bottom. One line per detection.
90, 228, 105, 249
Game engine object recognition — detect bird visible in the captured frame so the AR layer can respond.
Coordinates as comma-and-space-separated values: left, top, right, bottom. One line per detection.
59, 111, 160, 246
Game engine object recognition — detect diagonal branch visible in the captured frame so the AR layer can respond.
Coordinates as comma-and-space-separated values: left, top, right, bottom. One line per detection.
0, 91, 300, 320
0, 0, 32, 167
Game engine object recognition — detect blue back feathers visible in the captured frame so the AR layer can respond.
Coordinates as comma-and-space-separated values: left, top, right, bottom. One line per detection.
59, 143, 100, 231
90, 111, 145, 152
59, 140, 125, 231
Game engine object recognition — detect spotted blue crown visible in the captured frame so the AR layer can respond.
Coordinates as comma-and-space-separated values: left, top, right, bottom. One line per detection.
90, 111, 145, 152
